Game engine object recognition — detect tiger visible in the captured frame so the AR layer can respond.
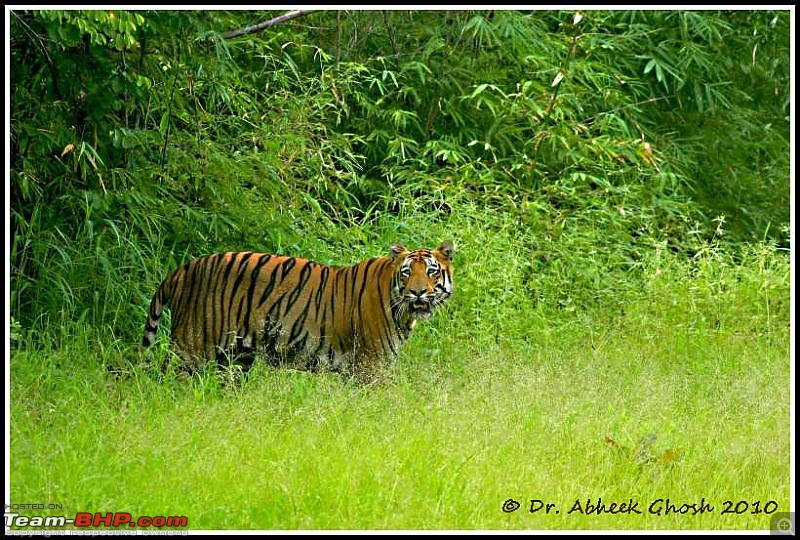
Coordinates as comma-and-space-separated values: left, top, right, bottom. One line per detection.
141, 240, 455, 380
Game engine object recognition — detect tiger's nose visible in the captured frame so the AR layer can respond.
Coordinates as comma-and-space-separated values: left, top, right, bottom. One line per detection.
409, 288, 427, 299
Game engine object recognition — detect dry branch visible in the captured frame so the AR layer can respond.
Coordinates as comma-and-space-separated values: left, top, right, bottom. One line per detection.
222, 10, 319, 39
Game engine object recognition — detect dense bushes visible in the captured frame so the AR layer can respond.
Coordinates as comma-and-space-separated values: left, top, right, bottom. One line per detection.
9, 9, 790, 338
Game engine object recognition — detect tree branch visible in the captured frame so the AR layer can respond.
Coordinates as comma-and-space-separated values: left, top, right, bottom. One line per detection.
222, 10, 319, 39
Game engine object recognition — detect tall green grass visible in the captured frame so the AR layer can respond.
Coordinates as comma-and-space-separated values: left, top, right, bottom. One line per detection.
10, 221, 790, 531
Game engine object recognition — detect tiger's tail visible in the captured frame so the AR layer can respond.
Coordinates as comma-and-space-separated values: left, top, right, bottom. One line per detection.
141, 277, 172, 351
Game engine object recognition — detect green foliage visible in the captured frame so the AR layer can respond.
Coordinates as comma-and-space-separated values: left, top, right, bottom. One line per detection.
9, 8, 790, 340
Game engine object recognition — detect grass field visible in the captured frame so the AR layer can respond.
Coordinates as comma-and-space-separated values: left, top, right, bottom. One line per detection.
8, 240, 791, 531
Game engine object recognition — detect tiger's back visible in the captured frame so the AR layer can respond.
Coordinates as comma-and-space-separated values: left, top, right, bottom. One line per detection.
142, 241, 454, 377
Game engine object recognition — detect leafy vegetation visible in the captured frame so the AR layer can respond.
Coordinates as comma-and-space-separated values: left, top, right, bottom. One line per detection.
8, 8, 791, 531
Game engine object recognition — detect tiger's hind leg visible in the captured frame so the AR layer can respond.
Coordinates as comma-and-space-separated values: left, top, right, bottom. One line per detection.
215, 339, 257, 387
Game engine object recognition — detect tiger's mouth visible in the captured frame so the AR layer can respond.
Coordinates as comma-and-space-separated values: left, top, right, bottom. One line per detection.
410, 300, 434, 319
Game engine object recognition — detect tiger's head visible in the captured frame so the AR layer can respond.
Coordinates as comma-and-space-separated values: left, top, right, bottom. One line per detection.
389, 240, 455, 321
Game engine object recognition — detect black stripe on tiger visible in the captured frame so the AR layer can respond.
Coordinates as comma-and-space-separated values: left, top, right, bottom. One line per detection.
239, 254, 273, 349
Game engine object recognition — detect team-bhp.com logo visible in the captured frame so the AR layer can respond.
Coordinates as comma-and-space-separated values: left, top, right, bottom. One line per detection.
5, 512, 188, 529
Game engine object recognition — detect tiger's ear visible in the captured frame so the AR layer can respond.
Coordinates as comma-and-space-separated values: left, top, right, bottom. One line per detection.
390, 243, 409, 259
436, 240, 455, 261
